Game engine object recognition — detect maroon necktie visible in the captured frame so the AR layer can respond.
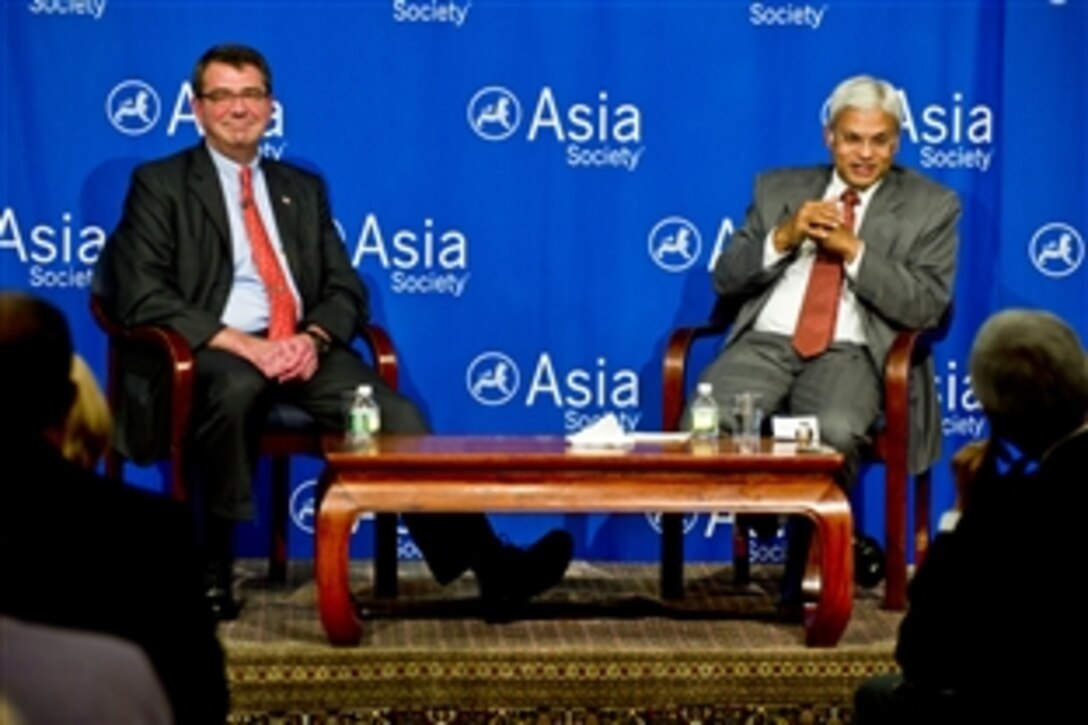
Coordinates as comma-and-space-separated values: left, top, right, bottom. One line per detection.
240, 166, 297, 340
792, 188, 860, 358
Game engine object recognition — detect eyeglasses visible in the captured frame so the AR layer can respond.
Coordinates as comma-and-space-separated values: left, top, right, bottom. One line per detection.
200, 87, 270, 105
832, 130, 897, 153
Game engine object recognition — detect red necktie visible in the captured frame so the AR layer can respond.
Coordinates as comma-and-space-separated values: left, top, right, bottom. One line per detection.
240, 166, 297, 340
791, 188, 860, 359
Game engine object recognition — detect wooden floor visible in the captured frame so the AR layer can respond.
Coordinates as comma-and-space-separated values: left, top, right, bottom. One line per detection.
220, 559, 903, 722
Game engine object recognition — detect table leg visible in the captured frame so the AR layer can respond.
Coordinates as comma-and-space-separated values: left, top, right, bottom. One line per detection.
316, 483, 363, 645
803, 494, 854, 647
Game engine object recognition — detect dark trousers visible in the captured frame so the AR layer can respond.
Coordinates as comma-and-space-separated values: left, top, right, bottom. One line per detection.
191, 344, 496, 584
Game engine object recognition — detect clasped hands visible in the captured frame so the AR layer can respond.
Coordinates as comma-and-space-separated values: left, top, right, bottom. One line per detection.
773, 199, 860, 262
210, 327, 320, 383
249, 334, 319, 383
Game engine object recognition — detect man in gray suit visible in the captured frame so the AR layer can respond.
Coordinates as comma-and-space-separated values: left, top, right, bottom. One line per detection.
694, 75, 959, 606
94, 44, 572, 622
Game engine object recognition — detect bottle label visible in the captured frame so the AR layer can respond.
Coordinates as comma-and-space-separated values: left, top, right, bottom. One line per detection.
349, 408, 369, 438
363, 406, 381, 434
692, 406, 719, 433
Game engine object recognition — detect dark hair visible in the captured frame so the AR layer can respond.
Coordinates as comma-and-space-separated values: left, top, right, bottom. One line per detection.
0, 292, 75, 435
192, 44, 273, 97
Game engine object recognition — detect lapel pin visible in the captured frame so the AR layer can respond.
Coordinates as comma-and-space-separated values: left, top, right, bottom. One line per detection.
281, 196, 292, 205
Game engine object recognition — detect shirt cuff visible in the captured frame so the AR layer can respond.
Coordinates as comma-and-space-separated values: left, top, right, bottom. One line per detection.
762, 230, 789, 268
844, 243, 864, 279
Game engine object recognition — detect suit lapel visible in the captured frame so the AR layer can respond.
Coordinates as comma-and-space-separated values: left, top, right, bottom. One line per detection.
778, 167, 832, 226
858, 167, 906, 253
188, 145, 231, 254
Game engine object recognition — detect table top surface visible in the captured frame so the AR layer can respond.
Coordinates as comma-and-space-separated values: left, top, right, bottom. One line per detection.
322, 434, 844, 473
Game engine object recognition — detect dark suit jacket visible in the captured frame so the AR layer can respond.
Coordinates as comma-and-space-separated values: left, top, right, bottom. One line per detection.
0, 438, 229, 724
713, 165, 959, 472
893, 428, 1086, 718
93, 144, 368, 461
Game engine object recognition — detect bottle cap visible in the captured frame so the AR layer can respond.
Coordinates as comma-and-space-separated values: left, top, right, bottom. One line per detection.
697, 382, 712, 395
357, 384, 372, 395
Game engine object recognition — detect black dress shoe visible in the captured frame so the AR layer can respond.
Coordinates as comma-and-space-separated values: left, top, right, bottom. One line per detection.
205, 584, 245, 622
854, 534, 886, 589
203, 557, 244, 622
477, 529, 574, 623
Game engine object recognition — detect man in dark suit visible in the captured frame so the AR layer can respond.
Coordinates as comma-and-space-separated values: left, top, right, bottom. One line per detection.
0, 292, 229, 725
854, 309, 1087, 722
93, 44, 571, 621
691, 75, 960, 606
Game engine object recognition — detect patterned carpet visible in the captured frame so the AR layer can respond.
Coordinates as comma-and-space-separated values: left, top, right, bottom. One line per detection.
221, 560, 903, 723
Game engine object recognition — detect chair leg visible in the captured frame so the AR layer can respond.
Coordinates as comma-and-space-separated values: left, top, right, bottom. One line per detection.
883, 464, 908, 611
660, 513, 684, 599
374, 513, 398, 599
733, 515, 752, 586
268, 456, 289, 583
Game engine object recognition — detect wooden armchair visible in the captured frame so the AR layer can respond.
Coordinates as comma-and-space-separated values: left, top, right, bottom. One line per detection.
89, 295, 401, 586
660, 299, 949, 610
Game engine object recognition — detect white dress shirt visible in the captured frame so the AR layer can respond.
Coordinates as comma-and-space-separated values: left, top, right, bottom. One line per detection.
207, 144, 302, 334
753, 171, 881, 346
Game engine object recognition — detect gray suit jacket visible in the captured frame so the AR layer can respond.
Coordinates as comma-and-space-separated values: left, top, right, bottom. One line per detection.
713, 165, 959, 472
93, 144, 367, 461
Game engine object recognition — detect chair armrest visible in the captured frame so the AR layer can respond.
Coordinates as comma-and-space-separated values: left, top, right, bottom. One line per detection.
359, 323, 399, 391
662, 319, 729, 431
878, 306, 953, 460
89, 295, 195, 465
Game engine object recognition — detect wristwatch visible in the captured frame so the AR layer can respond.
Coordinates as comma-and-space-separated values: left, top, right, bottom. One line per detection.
304, 328, 331, 356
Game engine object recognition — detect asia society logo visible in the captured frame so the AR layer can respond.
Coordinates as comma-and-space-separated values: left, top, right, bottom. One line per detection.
289, 479, 319, 534
27, 0, 107, 19
106, 79, 161, 136
466, 84, 645, 171
936, 358, 985, 439
468, 86, 522, 140
466, 350, 642, 432
0, 207, 105, 289
466, 351, 521, 406
392, 0, 471, 27
644, 513, 700, 536
648, 216, 702, 272
344, 213, 471, 297
104, 79, 289, 159
1030, 222, 1084, 279
289, 479, 422, 559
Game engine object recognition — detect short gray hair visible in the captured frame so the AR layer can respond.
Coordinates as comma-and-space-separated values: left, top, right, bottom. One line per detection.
970, 309, 1088, 451
826, 75, 903, 129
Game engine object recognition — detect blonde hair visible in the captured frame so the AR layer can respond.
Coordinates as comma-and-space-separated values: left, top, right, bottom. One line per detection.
61, 354, 112, 470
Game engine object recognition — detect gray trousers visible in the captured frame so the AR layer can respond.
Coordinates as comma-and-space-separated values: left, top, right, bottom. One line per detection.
687, 331, 882, 487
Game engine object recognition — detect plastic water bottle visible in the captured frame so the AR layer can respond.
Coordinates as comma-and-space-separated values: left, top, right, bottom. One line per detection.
346, 384, 381, 445
690, 382, 720, 441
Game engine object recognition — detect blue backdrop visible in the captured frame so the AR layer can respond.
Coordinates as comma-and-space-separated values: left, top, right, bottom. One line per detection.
3, 0, 1085, 563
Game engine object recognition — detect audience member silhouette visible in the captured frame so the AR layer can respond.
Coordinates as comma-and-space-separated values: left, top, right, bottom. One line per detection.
853, 309, 1087, 723
0, 291, 229, 725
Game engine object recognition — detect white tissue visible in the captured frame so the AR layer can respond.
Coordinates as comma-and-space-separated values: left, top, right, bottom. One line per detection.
565, 413, 633, 448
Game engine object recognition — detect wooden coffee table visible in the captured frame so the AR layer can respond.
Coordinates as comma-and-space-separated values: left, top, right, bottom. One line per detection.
316, 435, 851, 647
